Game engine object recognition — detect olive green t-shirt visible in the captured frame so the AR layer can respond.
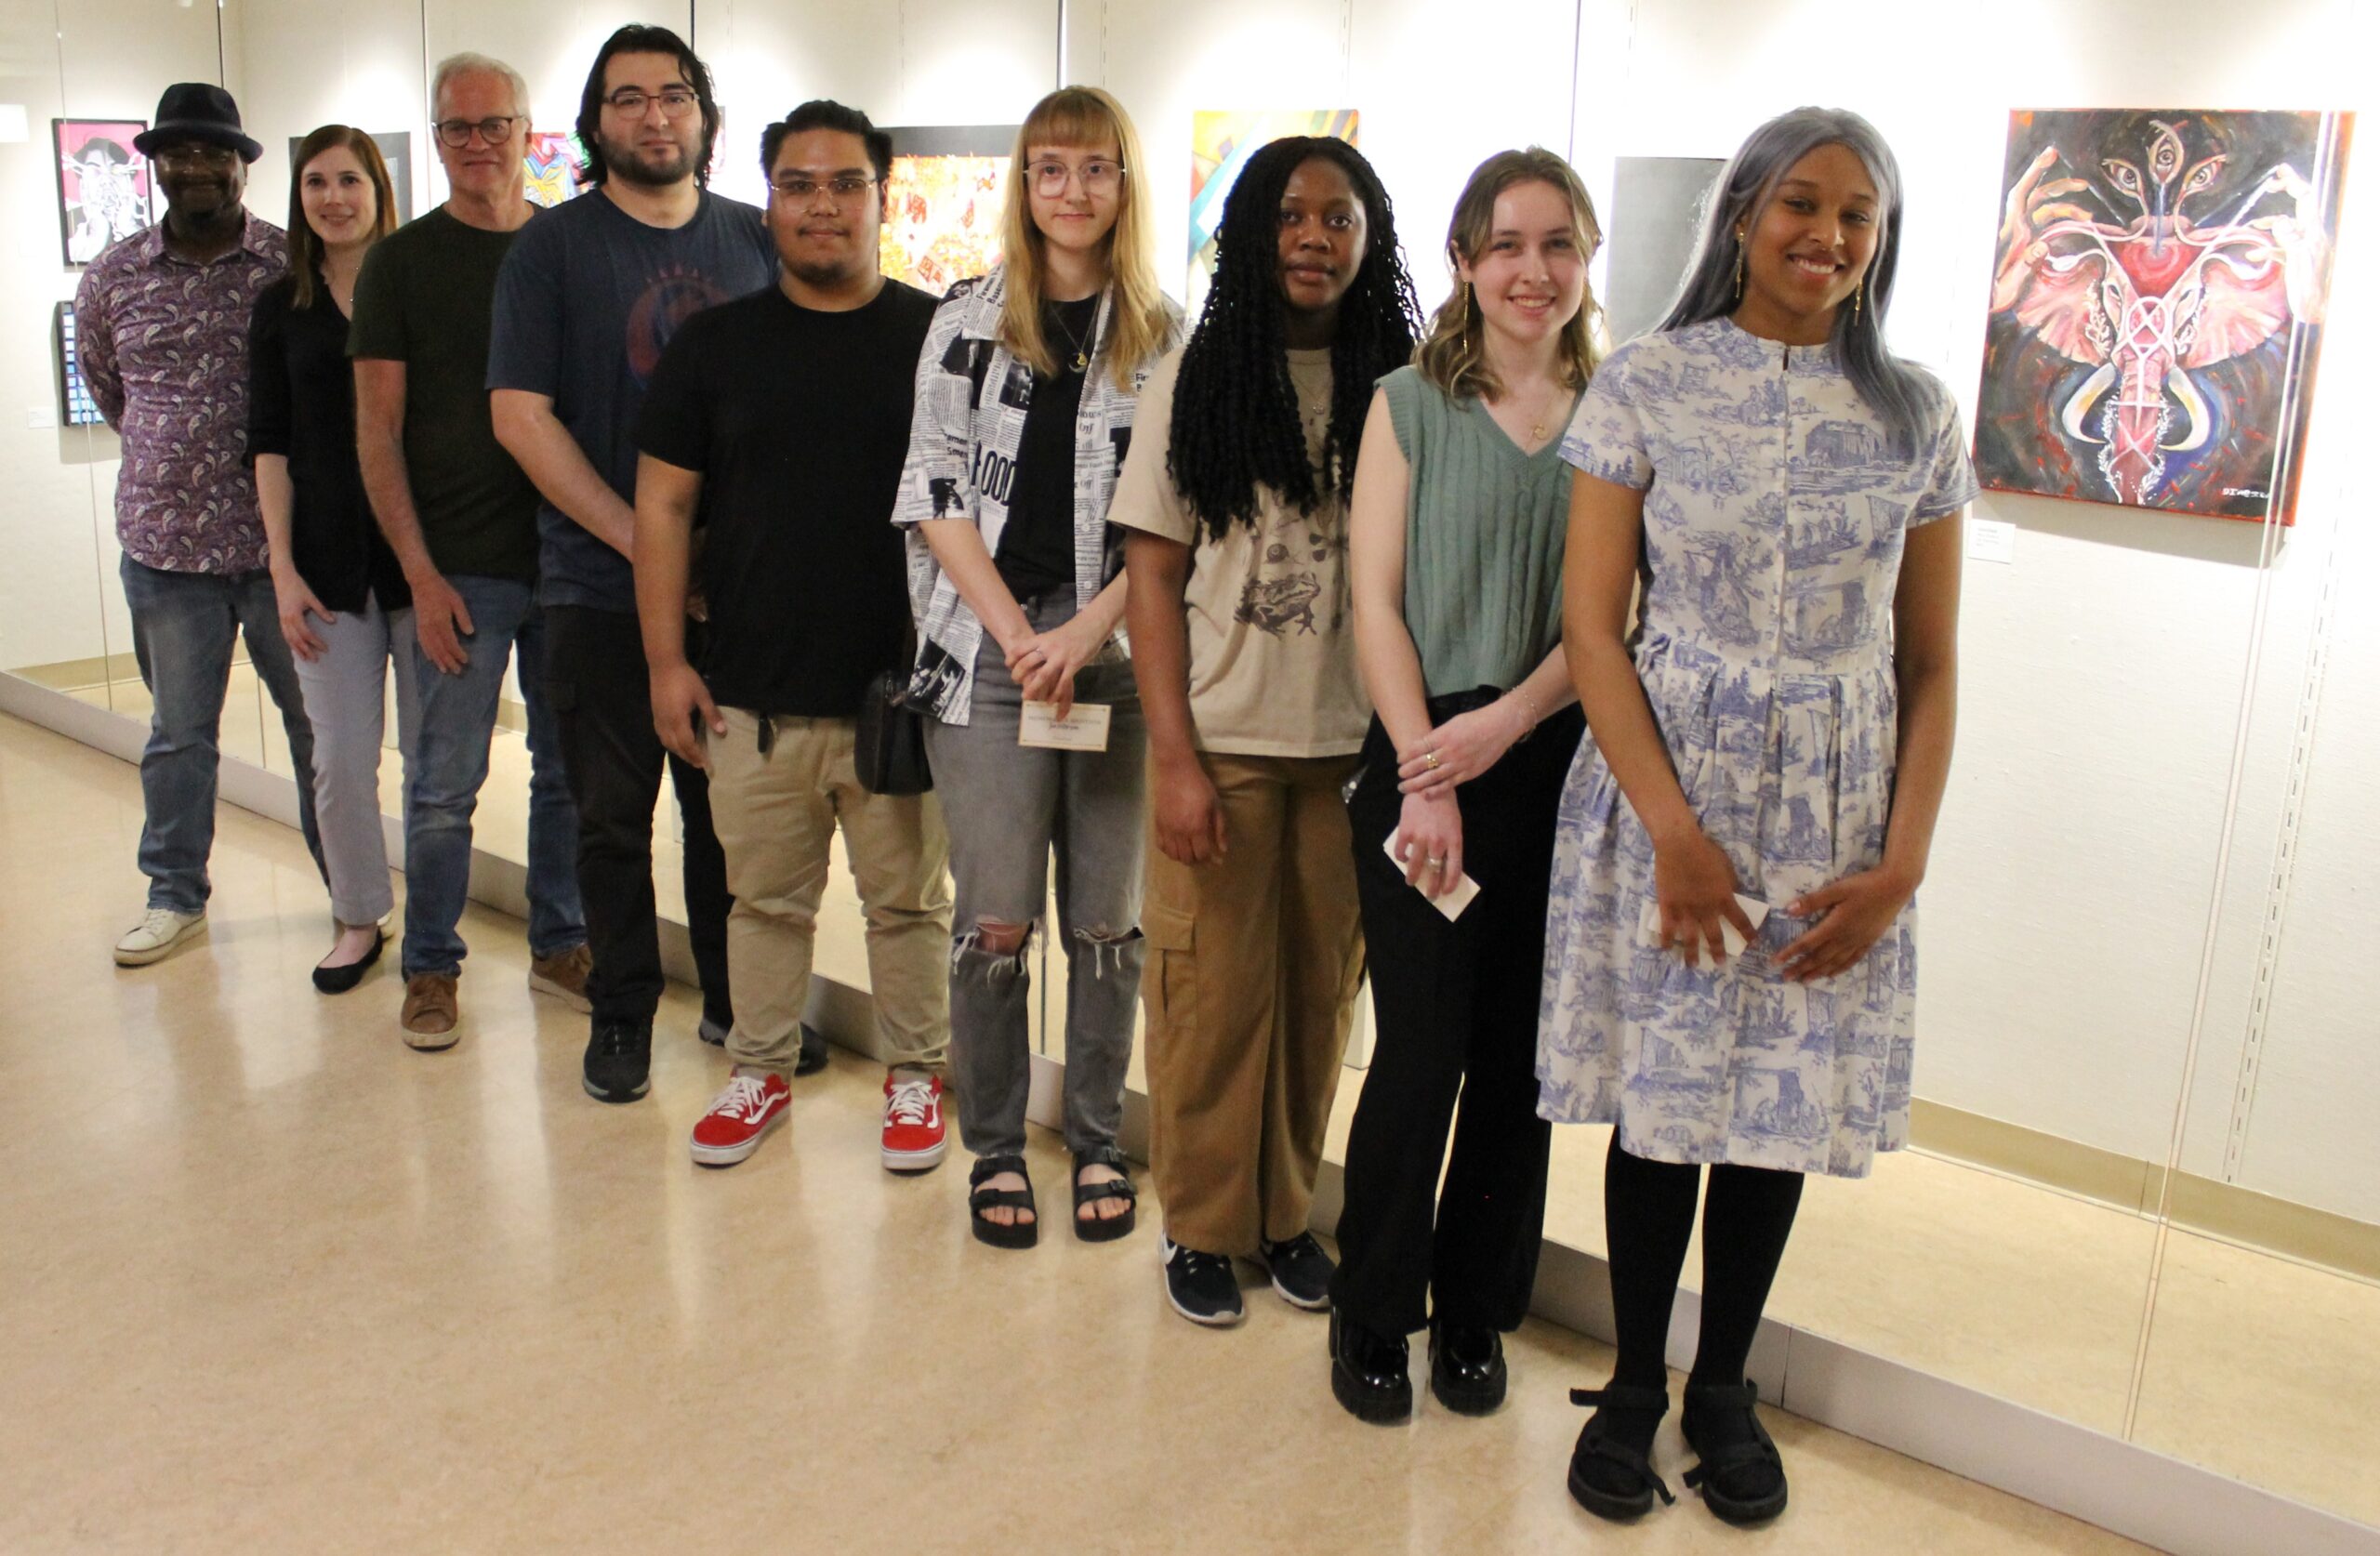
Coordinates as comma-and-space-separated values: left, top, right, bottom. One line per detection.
1109, 345, 1368, 758
348, 206, 541, 582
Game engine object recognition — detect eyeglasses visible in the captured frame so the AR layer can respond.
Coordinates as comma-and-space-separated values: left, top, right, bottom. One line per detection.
771, 174, 878, 203
1026, 158, 1125, 197
603, 88, 701, 120
155, 144, 238, 170
433, 115, 523, 149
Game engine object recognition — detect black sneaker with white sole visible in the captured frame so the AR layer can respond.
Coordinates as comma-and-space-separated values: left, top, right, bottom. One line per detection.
582, 1019, 653, 1103
1257, 1233, 1334, 1310
1161, 1238, 1245, 1326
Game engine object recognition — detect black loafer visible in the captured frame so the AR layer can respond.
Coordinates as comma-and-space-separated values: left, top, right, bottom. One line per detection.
1329, 1305, 1411, 1424
311, 930, 385, 995
1428, 1319, 1507, 1415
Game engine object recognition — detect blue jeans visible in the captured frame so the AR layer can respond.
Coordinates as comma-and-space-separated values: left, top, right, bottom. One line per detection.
401, 575, 584, 978
119, 556, 324, 914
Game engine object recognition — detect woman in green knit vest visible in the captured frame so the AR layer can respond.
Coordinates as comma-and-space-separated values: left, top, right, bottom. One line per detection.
1329, 148, 1603, 1425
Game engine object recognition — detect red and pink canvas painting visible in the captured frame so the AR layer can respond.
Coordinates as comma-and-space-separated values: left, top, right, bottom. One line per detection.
1975, 109, 2351, 525
56, 119, 154, 266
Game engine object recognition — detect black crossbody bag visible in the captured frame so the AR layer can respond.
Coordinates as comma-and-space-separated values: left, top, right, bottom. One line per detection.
855, 626, 932, 796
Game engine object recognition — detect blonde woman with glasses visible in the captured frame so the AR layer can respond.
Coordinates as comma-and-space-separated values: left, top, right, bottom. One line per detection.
893, 86, 1181, 1249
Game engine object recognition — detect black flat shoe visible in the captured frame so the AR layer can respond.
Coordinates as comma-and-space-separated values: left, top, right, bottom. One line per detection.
1681, 1380, 1789, 1524
968, 1154, 1038, 1250
1329, 1305, 1411, 1424
311, 930, 385, 995
1427, 1319, 1507, 1416
1071, 1145, 1138, 1243
1567, 1383, 1676, 1522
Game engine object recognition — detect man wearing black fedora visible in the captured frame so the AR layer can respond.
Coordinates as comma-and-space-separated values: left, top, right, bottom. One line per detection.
75, 83, 321, 969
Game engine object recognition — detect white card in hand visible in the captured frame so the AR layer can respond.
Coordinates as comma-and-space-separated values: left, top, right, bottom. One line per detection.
1382, 831, 1480, 921
1639, 894, 1771, 957
1018, 700, 1112, 751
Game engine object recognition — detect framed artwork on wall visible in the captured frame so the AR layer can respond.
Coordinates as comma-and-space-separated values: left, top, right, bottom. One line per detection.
1187, 109, 1357, 315
1976, 108, 2353, 525
55, 303, 103, 427
287, 131, 414, 226
1605, 156, 1726, 345
525, 131, 585, 208
55, 119, 154, 267
879, 125, 1013, 297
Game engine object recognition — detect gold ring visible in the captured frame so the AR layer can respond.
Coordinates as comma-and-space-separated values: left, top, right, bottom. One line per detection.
1423, 751, 1441, 771
1425, 856, 1445, 868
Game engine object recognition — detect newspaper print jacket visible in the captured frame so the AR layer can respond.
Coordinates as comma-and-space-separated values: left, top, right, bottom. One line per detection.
892, 263, 1183, 725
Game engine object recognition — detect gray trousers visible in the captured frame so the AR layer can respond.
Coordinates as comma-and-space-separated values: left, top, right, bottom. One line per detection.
290, 591, 418, 926
921, 589, 1146, 1161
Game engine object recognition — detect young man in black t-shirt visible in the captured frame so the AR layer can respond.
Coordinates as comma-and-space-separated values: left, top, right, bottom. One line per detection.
635, 101, 953, 1173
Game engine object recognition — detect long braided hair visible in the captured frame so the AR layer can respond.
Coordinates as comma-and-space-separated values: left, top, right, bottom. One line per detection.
1168, 137, 1421, 541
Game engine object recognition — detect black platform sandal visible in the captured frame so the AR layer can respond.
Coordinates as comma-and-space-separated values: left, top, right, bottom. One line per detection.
967, 1154, 1038, 1250
1681, 1380, 1789, 1525
1071, 1145, 1138, 1243
1567, 1384, 1677, 1521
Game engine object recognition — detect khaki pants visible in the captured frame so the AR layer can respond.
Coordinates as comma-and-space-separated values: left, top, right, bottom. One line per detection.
1142, 750, 1366, 1254
707, 708, 952, 1075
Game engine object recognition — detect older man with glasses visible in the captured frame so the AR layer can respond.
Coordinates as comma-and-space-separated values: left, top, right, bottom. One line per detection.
350, 51, 589, 1050
77, 83, 322, 969
490, 24, 779, 1105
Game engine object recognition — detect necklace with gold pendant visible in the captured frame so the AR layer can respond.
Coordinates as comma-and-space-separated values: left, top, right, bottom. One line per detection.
1050, 304, 1094, 374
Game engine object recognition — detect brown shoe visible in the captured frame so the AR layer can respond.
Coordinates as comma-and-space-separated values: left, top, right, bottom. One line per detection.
527, 943, 593, 1013
401, 973, 461, 1050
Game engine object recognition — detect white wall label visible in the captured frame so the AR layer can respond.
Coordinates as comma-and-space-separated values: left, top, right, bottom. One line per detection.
1966, 519, 2015, 565
25, 404, 54, 429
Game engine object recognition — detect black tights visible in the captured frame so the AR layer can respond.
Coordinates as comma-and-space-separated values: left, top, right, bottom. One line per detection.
1605, 1133, 1805, 1391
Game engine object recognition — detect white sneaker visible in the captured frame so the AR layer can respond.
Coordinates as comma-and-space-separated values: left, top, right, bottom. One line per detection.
114, 907, 207, 967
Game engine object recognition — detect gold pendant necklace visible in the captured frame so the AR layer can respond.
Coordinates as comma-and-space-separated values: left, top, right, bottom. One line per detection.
1050, 303, 1094, 374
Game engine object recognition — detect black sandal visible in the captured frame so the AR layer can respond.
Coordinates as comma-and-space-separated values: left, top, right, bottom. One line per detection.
1681, 1381, 1788, 1524
1567, 1384, 1677, 1521
967, 1154, 1038, 1249
1070, 1145, 1137, 1243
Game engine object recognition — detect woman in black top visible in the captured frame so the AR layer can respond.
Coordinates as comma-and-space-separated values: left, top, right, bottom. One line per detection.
251, 125, 404, 993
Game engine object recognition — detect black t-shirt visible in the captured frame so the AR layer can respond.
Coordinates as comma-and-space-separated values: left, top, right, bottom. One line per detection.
636, 279, 938, 717
994, 295, 1099, 599
250, 275, 408, 612
347, 206, 541, 582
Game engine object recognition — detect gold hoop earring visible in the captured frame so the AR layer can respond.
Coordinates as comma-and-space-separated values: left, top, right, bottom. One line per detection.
1732, 233, 1746, 300
1851, 279, 1864, 326
1460, 280, 1473, 353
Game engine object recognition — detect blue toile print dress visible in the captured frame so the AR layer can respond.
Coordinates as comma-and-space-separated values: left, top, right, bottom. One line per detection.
1535, 318, 1977, 1178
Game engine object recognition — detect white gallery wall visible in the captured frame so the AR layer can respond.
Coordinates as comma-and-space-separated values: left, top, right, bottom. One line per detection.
5, 0, 2376, 1222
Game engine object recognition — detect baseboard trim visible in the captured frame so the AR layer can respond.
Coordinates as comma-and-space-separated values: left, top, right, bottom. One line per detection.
6, 674, 2372, 1555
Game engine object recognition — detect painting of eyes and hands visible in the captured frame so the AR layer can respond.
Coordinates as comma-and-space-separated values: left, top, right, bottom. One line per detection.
1976, 109, 2351, 524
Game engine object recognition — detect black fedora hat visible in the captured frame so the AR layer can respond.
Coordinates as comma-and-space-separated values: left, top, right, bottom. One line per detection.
133, 83, 264, 164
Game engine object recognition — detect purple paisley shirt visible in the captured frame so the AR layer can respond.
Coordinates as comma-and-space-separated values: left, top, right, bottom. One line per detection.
74, 213, 289, 574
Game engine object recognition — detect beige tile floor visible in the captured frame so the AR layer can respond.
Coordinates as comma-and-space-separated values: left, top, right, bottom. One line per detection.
50, 680, 2380, 1530
0, 709, 2164, 1554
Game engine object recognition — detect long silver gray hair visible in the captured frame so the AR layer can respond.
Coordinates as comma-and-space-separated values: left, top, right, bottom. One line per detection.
1663, 106, 1936, 444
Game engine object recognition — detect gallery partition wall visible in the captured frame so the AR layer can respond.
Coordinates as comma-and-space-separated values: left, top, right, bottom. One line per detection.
5, 0, 2377, 1547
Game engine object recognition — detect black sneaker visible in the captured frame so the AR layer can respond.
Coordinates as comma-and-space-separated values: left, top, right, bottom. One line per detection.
1256, 1233, 1334, 1311
582, 1020, 652, 1103
1160, 1237, 1245, 1327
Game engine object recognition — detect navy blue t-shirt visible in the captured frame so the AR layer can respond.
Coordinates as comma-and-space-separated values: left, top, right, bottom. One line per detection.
485, 188, 775, 613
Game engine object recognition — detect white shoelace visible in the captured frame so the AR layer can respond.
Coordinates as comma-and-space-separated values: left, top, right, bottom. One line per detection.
136, 908, 189, 938
712, 1074, 773, 1123
885, 1076, 935, 1127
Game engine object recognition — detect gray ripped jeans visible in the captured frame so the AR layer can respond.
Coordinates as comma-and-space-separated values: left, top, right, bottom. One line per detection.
921, 587, 1146, 1162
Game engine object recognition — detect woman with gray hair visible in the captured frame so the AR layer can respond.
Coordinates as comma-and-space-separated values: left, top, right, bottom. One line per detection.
1539, 107, 1974, 1525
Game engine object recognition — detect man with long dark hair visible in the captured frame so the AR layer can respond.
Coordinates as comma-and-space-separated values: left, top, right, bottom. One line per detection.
1115, 136, 1420, 1326
489, 24, 778, 1103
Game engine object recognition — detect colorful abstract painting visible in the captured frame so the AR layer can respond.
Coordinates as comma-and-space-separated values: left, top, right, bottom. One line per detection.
55, 119, 153, 266
524, 131, 586, 208
1187, 110, 1357, 314
1976, 109, 2352, 525
879, 125, 1013, 296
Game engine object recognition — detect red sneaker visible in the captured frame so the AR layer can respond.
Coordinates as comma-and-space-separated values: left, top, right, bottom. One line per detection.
882, 1068, 947, 1174
690, 1070, 790, 1167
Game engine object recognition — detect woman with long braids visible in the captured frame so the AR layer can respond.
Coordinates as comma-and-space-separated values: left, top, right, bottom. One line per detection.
893, 86, 1181, 1249
1330, 148, 1599, 1423
1117, 136, 1418, 1327
1543, 108, 1970, 1525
